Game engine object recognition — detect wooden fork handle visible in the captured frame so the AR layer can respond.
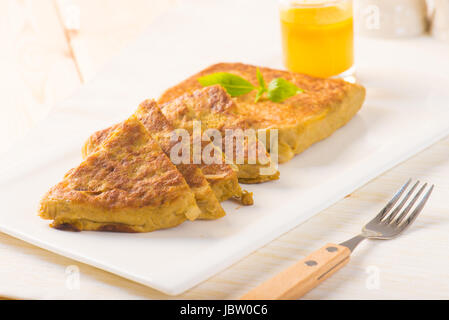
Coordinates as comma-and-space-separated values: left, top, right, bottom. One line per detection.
240, 243, 351, 300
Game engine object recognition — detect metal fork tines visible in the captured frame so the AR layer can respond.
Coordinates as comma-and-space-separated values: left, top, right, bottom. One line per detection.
341, 179, 434, 251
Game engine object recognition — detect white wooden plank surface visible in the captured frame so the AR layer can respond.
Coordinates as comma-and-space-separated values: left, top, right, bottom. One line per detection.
1, 0, 449, 299
54, 0, 177, 83
0, 0, 81, 152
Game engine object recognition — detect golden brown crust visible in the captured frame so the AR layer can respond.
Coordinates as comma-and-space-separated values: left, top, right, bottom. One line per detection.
82, 123, 119, 159
58, 119, 187, 209
136, 100, 205, 188
159, 85, 249, 132
84, 126, 240, 198
158, 85, 280, 183
159, 62, 362, 127
81, 101, 242, 218
158, 62, 365, 163
82, 125, 117, 159
136, 100, 226, 219
82, 103, 246, 207
40, 116, 201, 232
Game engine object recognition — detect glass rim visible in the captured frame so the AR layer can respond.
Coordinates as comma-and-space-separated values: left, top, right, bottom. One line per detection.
278, 0, 351, 8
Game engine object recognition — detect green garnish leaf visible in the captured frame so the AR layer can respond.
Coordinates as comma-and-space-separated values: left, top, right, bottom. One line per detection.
267, 78, 303, 103
198, 70, 303, 103
256, 68, 266, 91
255, 88, 265, 103
198, 72, 255, 97
255, 68, 267, 102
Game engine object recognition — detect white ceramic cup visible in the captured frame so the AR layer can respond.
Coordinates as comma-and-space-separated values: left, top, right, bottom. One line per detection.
355, 0, 428, 37
431, 0, 449, 41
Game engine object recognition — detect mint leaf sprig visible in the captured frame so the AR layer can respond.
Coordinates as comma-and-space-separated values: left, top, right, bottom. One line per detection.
255, 68, 267, 102
198, 68, 303, 103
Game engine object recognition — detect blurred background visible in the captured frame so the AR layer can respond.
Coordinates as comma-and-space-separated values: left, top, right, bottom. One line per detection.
1, 0, 447, 152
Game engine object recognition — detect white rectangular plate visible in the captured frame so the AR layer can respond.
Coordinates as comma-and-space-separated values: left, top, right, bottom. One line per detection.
1, 0, 448, 295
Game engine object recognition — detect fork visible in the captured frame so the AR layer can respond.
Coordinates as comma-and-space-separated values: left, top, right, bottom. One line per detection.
241, 179, 434, 300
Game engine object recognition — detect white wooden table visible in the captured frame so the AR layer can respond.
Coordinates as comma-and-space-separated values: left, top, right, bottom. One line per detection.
1, 0, 448, 299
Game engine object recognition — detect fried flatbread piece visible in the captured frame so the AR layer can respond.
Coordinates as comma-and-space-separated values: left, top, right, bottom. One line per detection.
82, 101, 252, 210
39, 116, 201, 232
158, 86, 280, 184
136, 100, 227, 219
84, 101, 229, 219
158, 63, 366, 163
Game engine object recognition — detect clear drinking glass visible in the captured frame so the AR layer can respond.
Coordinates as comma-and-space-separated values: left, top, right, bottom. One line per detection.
279, 0, 354, 80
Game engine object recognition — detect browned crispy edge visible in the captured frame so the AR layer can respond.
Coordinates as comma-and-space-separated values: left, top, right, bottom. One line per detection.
53, 222, 139, 233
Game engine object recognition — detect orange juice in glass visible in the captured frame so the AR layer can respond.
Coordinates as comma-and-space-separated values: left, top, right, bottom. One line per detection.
279, 0, 354, 79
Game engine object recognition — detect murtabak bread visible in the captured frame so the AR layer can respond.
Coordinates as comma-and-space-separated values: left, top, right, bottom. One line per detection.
159, 85, 281, 183
82, 101, 253, 211
39, 116, 201, 232
158, 63, 366, 163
